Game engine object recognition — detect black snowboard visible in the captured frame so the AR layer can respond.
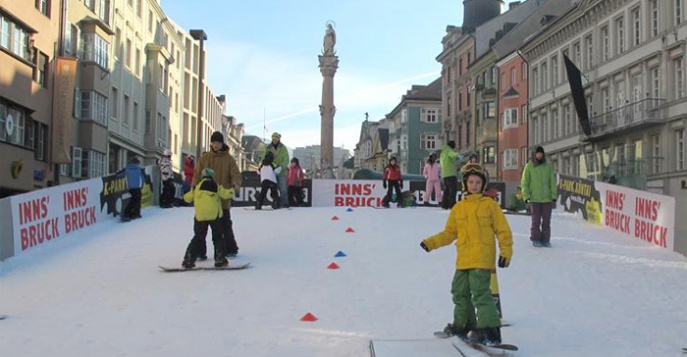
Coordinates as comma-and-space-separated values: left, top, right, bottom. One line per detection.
433, 331, 518, 351
159, 262, 250, 272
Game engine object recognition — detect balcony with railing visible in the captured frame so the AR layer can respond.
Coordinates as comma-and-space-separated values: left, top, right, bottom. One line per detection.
584, 98, 665, 141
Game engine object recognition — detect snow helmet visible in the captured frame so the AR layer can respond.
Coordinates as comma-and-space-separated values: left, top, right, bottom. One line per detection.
461, 162, 487, 193
201, 168, 216, 179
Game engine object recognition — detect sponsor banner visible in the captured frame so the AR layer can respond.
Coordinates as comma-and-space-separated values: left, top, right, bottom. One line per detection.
10, 166, 155, 256
231, 171, 312, 207
597, 181, 675, 250
311, 180, 404, 207
51, 57, 77, 164
11, 179, 103, 255
557, 174, 602, 224
408, 181, 507, 208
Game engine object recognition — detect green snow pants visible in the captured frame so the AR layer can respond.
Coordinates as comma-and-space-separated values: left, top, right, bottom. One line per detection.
451, 269, 501, 329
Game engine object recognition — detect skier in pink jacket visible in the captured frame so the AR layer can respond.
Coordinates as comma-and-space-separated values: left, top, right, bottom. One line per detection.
423, 152, 442, 205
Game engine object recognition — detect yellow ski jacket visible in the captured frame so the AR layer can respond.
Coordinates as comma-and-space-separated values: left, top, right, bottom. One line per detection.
183, 178, 234, 222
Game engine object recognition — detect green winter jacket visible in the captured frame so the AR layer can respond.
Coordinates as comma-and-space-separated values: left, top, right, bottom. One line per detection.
520, 157, 557, 203
264, 142, 289, 177
439, 145, 461, 179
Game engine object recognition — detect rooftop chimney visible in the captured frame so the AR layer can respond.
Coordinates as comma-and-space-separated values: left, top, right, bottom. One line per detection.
462, 0, 504, 33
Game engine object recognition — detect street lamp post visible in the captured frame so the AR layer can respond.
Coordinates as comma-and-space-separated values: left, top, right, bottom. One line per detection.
190, 29, 207, 160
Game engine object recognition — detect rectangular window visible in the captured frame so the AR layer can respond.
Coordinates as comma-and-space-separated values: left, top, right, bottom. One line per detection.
676, 58, 685, 99
501, 73, 506, 90
126, 38, 132, 68
484, 102, 495, 118
522, 104, 528, 124
677, 129, 685, 170
72, 147, 83, 178
81, 32, 109, 69
36, 0, 50, 17
563, 104, 572, 135
651, 0, 659, 37
651, 67, 660, 98
111, 87, 118, 120
503, 149, 519, 170
35, 123, 47, 161
585, 35, 593, 69
552, 108, 559, 139
482, 146, 495, 164
522, 62, 527, 80
551, 55, 558, 86
136, 0, 142, 17
541, 62, 548, 92
676, 0, 683, 25
80, 91, 108, 126
421, 133, 437, 150
12, 23, 29, 60
510, 68, 516, 86
133, 102, 139, 131
123, 95, 130, 125
601, 26, 610, 61
652, 134, 661, 173
616, 17, 625, 54
503, 108, 518, 128
34, 51, 49, 88
83, 150, 106, 178
98, 0, 109, 24
573, 42, 582, 68
135, 48, 141, 76
421, 108, 438, 123
632, 7, 641, 46
0, 16, 9, 50
532, 68, 539, 95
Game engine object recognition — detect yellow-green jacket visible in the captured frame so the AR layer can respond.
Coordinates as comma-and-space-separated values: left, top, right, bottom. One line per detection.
422, 194, 513, 270
183, 178, 234, 222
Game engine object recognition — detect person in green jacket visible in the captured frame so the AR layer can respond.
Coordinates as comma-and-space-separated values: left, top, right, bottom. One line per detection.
440, 140, 463, 210
520, 146, 557, 247
263, 132, 290, 208
181, 168, 235, 268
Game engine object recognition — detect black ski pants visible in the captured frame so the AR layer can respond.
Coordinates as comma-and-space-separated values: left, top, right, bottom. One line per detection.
442, 176, 459, 209
186, 218, 226, 262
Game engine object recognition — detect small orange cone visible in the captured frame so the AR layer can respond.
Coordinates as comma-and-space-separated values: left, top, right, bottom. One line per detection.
345, 227, 355, 233
300, 312, 318, 322
331, 215, 340, 220
327, 262, 340, 269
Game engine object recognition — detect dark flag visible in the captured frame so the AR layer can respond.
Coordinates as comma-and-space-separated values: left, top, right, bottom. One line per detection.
563, 55, 591, 136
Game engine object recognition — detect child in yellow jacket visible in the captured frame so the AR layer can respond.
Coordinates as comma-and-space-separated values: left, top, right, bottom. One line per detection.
421, 163, 513, 345
182, 168, 235, 268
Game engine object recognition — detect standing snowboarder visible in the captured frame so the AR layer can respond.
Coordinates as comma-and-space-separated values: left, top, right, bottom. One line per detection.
421, 162, 513, 346
521, 146, 557, 247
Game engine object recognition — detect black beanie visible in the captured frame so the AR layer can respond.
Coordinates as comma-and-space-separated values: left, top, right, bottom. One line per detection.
211, 131, 224, 143
535, 146, 545, 154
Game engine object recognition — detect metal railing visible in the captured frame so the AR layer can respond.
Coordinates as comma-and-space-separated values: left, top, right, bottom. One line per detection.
589, 98, 665, 137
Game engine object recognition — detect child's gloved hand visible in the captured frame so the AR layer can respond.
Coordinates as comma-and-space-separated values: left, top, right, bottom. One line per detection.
383, 180, 387, 189
498, 256, 510, 268
420, 241, 430, 252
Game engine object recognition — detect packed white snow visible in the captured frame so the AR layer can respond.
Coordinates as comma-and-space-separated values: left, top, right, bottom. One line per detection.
1, 206, 686, 357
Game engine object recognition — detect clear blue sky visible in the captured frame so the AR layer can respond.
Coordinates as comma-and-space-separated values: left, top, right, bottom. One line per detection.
162, 0, 473, 150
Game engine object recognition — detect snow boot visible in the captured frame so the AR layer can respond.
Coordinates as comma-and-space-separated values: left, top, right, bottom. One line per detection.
482, 327, 502, 346
532, 240, 544, 247
442, 323, 469, 340
182, 250, 195, 269
214, 256, 228, 268
542, 241, 552, 247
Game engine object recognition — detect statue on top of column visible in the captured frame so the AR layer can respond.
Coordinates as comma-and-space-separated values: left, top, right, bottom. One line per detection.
323, 22, 336, 56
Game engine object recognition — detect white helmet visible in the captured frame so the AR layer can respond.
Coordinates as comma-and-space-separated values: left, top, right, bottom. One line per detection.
163, 149, 172, 157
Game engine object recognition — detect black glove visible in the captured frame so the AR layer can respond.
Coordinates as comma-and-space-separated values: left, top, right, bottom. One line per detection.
383, 180, 387, 189
525, 199, 530, 204
420, 242, 429, 252
552, 199, 557, 203
498, 256, 510, 268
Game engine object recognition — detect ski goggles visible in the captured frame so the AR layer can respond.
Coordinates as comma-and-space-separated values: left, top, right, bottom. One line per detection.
462, 163, 485, 175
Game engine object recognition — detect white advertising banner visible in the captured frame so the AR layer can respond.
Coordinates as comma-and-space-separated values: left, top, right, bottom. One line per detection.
595, 181, 675, 250
311, 179, 407, 208
10, 178, 106, 255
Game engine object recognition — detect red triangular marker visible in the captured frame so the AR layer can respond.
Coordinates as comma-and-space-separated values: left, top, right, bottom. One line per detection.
345, 227, 355, 233
300, 312, 318, 322
327, 262, 340, 269
331, 215, 339, 220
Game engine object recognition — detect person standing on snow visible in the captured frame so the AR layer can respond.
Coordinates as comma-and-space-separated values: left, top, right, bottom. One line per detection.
423, 152, 442, 205
420, 162, 513, 346
263, 132, 290, 208
440, 140, 462, 209
183, 155, 195, 187
181, 168, 235, 269
120, 157, 144, 221
382, 156, 403, 208
157, 149, 175, 208
193, 131, 242, 258
256, 152, 281, 210
520, 146, 557, 247
287, 157, 305, 207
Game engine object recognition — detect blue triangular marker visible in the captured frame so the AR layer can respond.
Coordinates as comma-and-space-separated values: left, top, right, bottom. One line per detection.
334, 251, 347, 257
346, 207, 354, 212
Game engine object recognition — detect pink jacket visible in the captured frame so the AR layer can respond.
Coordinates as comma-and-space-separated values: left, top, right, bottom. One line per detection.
423, 162, 441, 182
287, 165, 304, 187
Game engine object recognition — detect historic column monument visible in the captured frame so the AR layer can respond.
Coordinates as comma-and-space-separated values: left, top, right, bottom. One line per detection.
318, 22, 338, 179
